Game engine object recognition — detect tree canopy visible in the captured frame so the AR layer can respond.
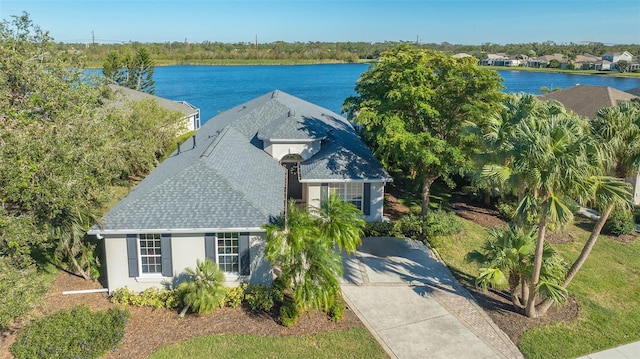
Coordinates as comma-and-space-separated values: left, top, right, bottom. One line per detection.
103, 47, 155, 94
344, 45, 504, 218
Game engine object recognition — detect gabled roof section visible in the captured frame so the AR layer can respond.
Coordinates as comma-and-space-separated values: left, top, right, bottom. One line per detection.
538, 84, 639, 119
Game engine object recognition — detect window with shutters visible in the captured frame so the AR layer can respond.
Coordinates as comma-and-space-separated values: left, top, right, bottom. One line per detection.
217, 232, 239, 273
328, 183, 363, 211
139, 233, 162, 274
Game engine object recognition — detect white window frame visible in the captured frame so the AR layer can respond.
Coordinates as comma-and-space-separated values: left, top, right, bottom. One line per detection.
216, 232, 240, 273
328, 182, 364, 211
138, 233, 163, 275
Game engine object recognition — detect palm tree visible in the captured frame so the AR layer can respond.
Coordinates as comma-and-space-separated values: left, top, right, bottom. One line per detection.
315, 194, 366, 254
481, 99, 598, 317
177, 258, 226, 317
467, 224, 567, 309
265, 197, 364, 312
50, 206, 99, 280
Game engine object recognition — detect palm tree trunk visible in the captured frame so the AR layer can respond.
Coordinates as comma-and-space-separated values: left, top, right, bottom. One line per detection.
70, 253, 90, 280
525, 215, 548, 318
537, 204, 614, 316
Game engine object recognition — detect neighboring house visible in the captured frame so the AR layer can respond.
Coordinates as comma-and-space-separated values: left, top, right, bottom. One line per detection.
602, 51, 634, 64
526, 54, 568, 68
108, 84, 201, 132
573, 54, 598, 70
594, 59, 613, 71
88, 90, 392, 293
539, 84, 640, 205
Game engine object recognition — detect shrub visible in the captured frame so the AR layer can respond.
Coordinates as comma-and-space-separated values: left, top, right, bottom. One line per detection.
605, 210, 636, 236
279, 301, 301, 327
110, 286, 178, 309
424, 210, 463, 238
363, 221, 397, 237
496, 201, 516, 220
224, 283, 247, 308
245, 284, 275, 312
0, 258, 49, 329
326, 295, 346, 322
10, 305, 128, 359
394, 213, 423, 240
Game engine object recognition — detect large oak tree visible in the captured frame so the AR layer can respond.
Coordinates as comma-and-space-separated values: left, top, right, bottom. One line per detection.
343, 45, 504, 218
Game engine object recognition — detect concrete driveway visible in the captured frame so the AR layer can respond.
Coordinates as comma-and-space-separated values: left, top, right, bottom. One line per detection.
341, 237, 523, 359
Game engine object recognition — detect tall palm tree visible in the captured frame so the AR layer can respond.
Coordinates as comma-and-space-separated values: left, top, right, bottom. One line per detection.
482, 100, 598, 317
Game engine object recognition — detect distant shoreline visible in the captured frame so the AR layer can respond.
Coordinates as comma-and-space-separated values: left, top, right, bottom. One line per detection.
85, 60, 640, 79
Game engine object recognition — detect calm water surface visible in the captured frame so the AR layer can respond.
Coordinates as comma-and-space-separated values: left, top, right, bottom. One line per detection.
151, 64, 640, 123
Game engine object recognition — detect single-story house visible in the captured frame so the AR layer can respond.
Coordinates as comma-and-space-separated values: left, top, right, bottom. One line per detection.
88, 90, 391, 293
539, 84, 640, 205
108, 84, 201, 132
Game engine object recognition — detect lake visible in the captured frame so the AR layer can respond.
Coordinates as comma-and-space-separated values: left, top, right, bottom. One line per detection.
151, 64, 640, 123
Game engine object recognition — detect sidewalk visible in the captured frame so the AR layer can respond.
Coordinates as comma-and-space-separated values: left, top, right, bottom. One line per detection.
576, 341, 640, 358
341, 237, 523, 359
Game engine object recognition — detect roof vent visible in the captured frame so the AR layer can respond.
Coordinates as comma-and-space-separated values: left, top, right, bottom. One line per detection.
271, 90, 278, 98
288, 109, 295, 117
176, 141, 181, 155
192, 134, 197, 149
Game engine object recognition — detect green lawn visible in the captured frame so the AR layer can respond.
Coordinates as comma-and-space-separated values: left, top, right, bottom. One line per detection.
148, 328, 388, 359
430, 215, 640, 359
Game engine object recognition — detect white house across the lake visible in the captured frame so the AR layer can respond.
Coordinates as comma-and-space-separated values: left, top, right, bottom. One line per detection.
89, 90, 391, 293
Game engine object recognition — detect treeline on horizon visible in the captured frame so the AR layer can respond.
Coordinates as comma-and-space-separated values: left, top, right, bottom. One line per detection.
59, 40, 640, 65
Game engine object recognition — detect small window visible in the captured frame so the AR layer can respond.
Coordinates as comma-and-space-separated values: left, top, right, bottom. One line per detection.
217, 233, 239, 273
139, 233, 162, 274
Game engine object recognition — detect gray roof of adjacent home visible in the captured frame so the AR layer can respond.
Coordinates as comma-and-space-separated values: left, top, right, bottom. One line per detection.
626, 87, 640, 97
538, 84, 639, 119
107, 84, 199, 118
90, 90, 389, 233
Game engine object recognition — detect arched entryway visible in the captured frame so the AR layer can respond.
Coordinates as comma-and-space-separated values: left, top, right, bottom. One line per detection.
281, 154, 304, 202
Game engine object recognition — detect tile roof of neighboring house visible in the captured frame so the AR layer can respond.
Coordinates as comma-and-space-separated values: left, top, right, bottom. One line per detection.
452, 53, 474, 59
539, 84, 639, 119
574, 55, 598, 62
626, 87, 640, 97
91, 90, 389, 233
107, 84, 199, 118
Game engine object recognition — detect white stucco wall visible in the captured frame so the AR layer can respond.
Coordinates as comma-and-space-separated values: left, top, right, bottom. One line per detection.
263, 140, 321, 161
102, 232, 272, 293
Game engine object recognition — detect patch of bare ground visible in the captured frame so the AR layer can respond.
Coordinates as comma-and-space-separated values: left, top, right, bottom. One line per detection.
0, 272, 362, 359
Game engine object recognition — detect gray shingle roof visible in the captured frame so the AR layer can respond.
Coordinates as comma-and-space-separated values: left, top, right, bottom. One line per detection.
107, 84, 199, 118
91, 90, 389, 233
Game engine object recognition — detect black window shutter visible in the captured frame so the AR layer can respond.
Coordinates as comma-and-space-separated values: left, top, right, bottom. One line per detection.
239, 233, 250, 275
205, 233, 216, 263
126, 234, 139, 278
161, 234, 173, 277
363, 183, 371, 216
320, 183, 328, 205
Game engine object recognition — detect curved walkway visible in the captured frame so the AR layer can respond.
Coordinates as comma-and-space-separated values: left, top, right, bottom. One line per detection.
341, 237, 523, 359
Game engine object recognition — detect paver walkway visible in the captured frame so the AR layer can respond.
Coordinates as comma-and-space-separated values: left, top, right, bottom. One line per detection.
341, 237, 523, 359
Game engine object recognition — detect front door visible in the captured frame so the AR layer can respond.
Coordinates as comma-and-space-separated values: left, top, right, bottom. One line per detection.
284, 162, 303, 201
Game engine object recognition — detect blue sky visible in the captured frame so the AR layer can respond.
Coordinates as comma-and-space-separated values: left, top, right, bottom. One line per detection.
1, 1, 639, 45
